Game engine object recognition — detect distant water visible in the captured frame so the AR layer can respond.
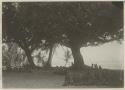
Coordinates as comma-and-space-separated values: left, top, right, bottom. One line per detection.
52, 41, 124, 70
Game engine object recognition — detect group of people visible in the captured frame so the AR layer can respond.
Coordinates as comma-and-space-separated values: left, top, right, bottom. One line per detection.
91, 64, 102, 70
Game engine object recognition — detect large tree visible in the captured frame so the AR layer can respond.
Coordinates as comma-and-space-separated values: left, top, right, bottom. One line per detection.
61, 2, 123, 69
32, 2, 123, 69
45, 2, 123, 69
62, 2, 122, 69
3, 2, 123, 69
2, 3, 46, 68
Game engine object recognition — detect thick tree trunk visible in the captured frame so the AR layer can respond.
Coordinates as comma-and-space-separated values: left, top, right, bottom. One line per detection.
17, 41, 35, 69
24, 48, 35, 68
45, 44, 53, 68
70, 44, 84, 69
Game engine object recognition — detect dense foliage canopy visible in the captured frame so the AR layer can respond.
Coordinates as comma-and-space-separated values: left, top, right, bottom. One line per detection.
2, 2, 123, 69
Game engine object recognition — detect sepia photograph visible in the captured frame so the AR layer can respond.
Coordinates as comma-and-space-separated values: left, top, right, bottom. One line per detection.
2, 1, 124, 88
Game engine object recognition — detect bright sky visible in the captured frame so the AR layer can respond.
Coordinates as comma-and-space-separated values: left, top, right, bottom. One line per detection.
52, 41, 124, 70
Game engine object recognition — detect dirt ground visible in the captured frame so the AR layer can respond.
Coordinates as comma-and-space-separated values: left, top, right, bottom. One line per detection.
2, 70, 115, 88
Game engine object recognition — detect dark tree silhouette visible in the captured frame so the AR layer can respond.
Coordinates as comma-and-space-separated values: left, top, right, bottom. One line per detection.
44, 43, 55, 68
3, 2, 123, 69
34, 2, 123, 69
62, 2, 123, 69
2, 3, 45, 68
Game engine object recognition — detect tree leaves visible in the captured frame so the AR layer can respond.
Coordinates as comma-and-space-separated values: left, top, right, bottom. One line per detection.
3, 2, 123, 49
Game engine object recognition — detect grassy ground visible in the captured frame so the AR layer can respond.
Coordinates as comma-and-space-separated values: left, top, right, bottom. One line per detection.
2, 69, 124, 88
3, 70, 65, 88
